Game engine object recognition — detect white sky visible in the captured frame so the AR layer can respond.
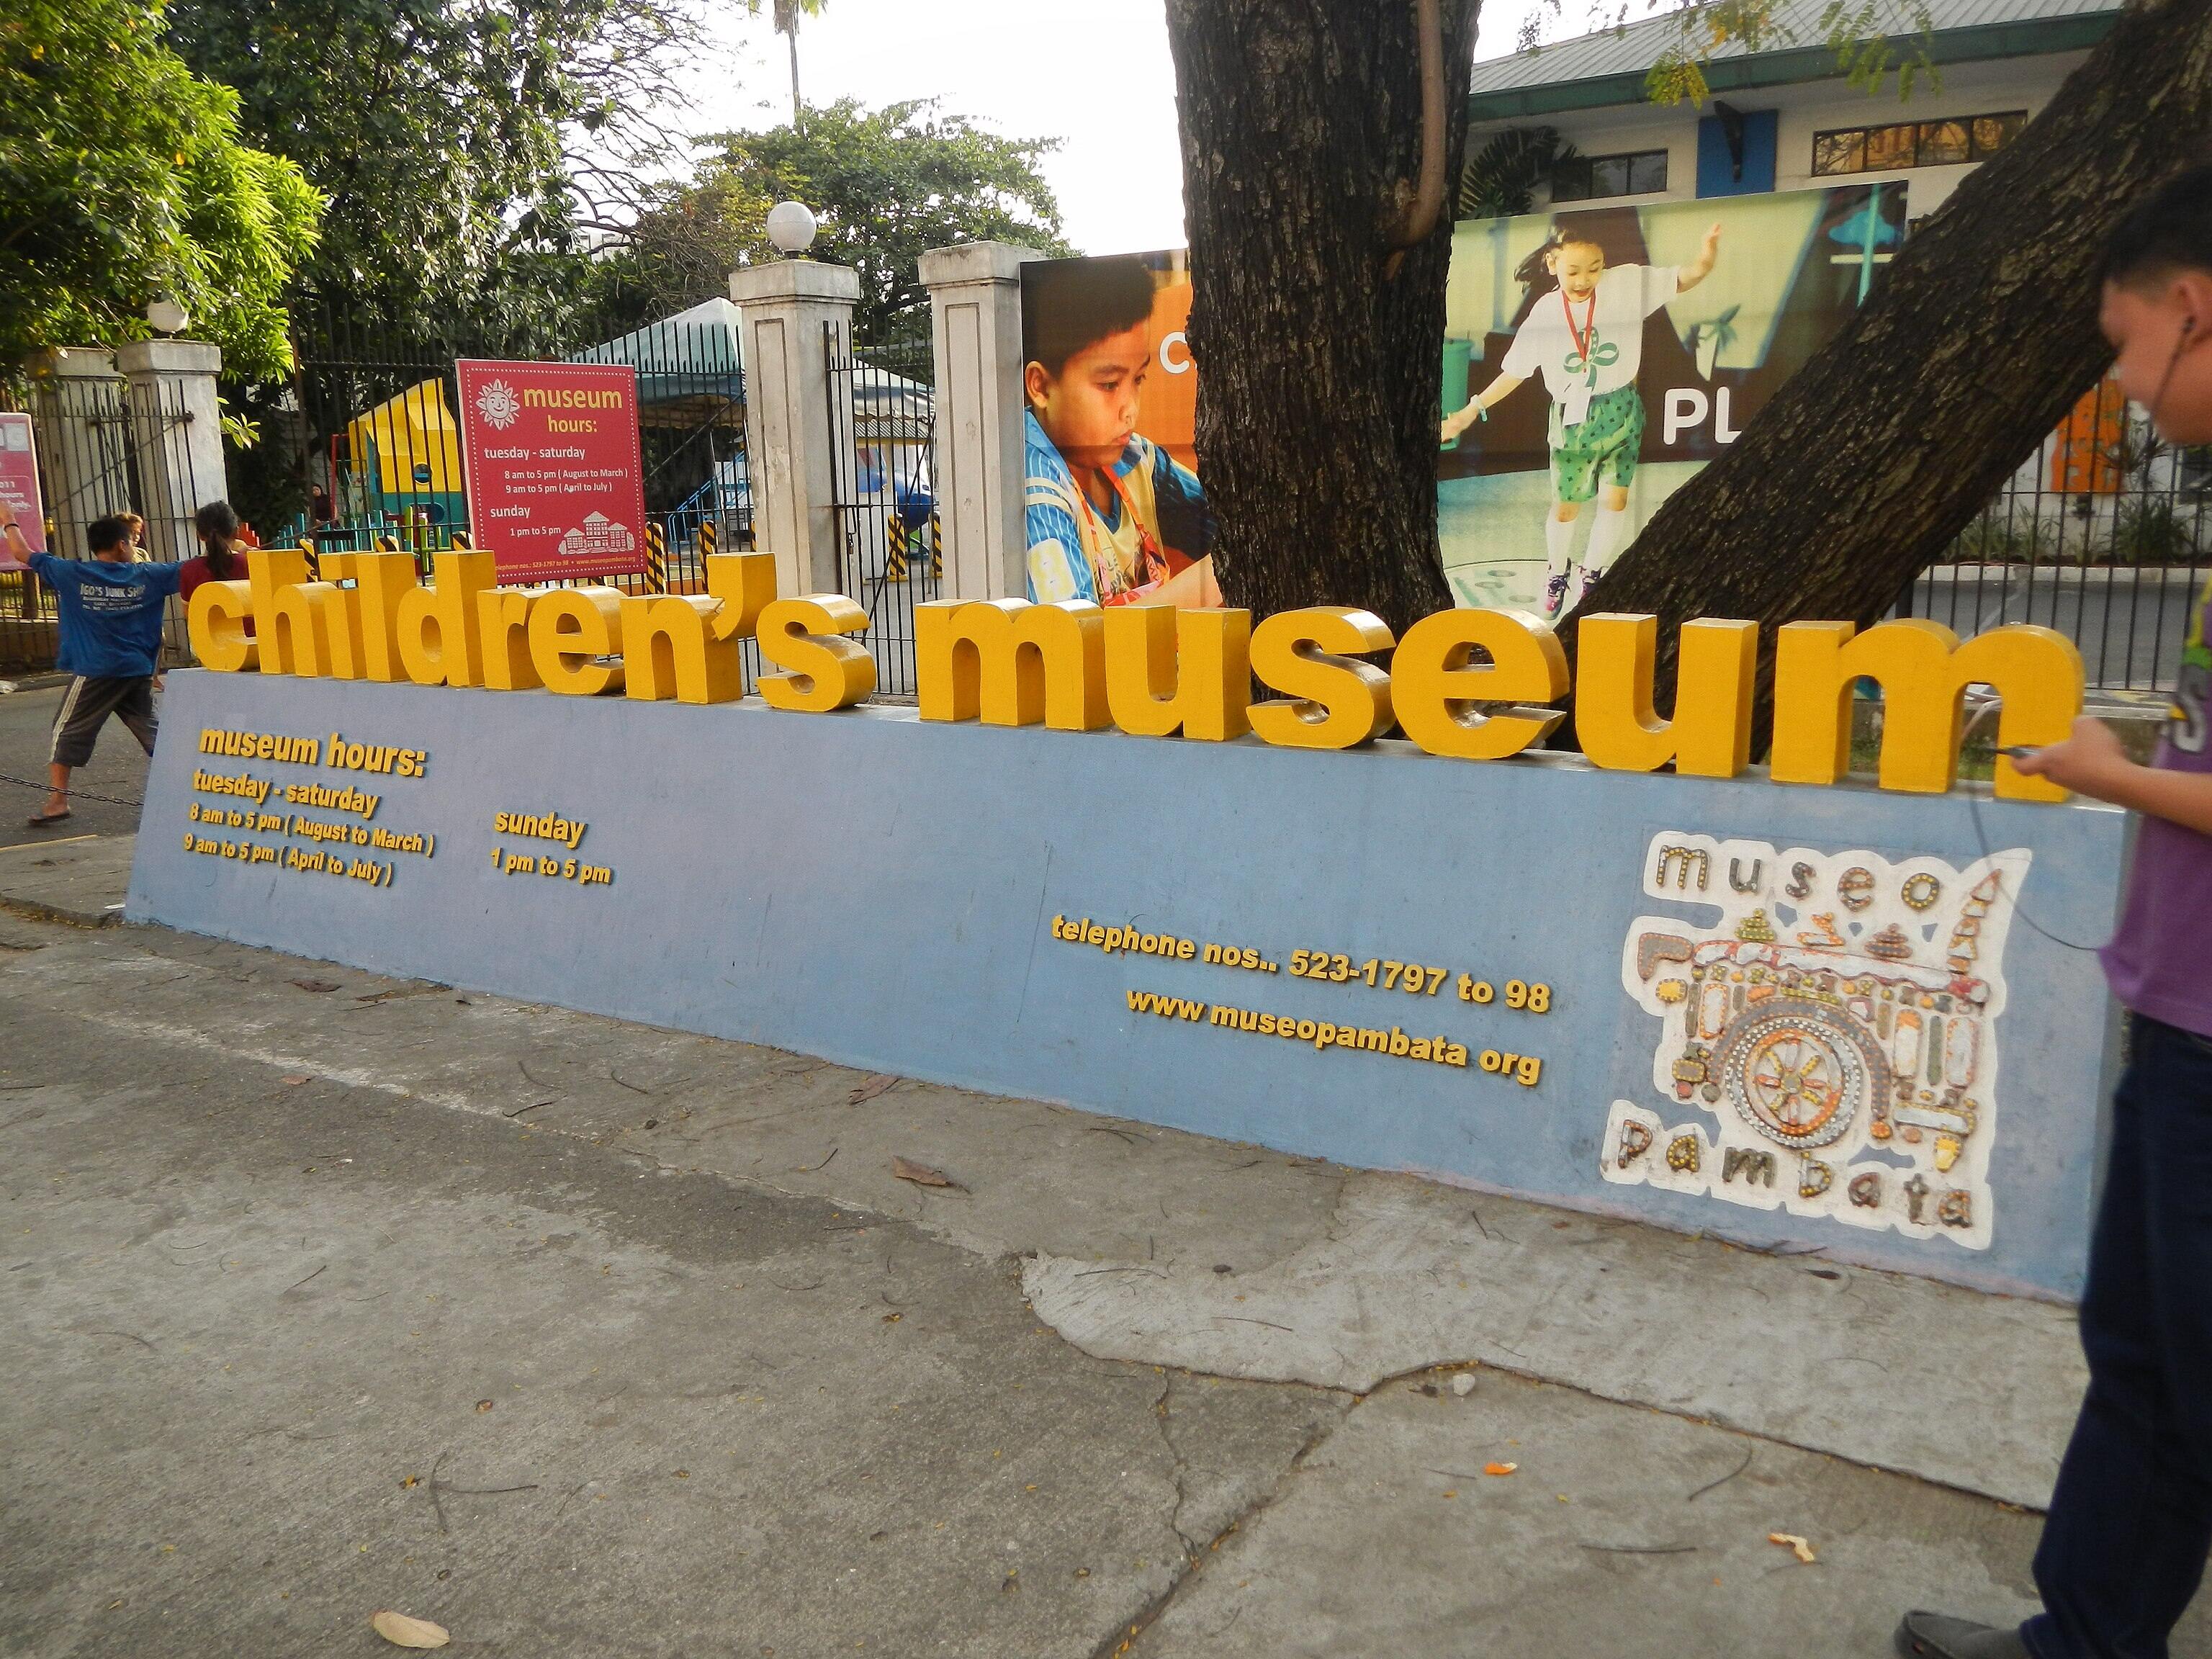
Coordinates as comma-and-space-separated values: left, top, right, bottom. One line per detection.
680, 0, 1581, 258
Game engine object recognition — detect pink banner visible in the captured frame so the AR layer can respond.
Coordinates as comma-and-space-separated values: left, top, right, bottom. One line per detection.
0, 413, 46, 556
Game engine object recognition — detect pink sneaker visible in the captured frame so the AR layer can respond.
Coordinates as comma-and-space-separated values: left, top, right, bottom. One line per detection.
1542, 570, 1571, 619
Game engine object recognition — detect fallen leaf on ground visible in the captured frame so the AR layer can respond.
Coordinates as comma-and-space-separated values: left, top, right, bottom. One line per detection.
474, 1399, 493, 1413
290, 979, 340, 994
281, 1075, 310, 1087
848, 1074, 900, 1105
1767, 1532, 1817, 1564
370, 1609, 450, 1648
1484, 1462, 1518, 1477
891, 1156, 966, 1192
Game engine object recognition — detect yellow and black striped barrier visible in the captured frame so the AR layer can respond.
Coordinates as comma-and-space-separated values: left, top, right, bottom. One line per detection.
700, 518, 718, 560
644, 521, 667, 593
930, 510, 943, 583
885, 515, 909, 582
296, 539, 319, 581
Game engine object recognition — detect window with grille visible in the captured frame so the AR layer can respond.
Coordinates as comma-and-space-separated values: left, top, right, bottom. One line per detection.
1551, 149, 1670, 202
1812, 110, 2026, 176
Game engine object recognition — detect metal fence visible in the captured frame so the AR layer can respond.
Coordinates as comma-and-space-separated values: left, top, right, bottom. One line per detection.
1, 364, 211, 675
284, 304, 754, 600
824, 327, 938, 698
1900, 379, 2212, 693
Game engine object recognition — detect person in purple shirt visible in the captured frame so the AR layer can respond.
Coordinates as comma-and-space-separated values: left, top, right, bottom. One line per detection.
1, 508, 181, 828
1897, 166, 2212, 1659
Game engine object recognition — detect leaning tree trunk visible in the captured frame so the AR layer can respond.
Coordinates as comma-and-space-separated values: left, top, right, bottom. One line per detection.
1562, 0, 2212, 744
1165, 0, 1479, 635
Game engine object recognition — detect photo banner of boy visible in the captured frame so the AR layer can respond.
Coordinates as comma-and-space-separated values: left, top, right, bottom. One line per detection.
1019, 252, 1219, 607
455, 359, 649, 585
0, 413, 46, 554
1438, 183, 1903, 618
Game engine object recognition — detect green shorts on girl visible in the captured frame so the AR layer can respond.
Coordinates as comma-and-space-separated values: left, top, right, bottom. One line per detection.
1548, 382, 1646, 505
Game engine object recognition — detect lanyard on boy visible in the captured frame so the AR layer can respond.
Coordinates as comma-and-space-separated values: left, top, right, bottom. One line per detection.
1079, 462, 1172, 599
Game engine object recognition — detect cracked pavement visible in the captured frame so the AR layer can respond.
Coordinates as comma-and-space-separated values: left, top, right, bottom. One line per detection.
3, 896, 2208, 1654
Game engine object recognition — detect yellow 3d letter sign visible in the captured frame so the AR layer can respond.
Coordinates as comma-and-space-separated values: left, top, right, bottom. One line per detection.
1574, 614, 1758, 778
757, 595, 874, 712
1101, 605, 1251, 741
916, 599, 1108, 731
1247, 607, 1395, 750
189, 550, 2089, 804
1770, 619, 2082, 801
1392, 608, 1566, 761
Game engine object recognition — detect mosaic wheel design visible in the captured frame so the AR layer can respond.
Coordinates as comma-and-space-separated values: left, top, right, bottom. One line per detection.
1714, 1001, 1887, 1151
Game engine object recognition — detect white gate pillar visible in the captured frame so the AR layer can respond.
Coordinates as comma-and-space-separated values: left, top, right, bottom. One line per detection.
920, 242, 1046, 602
729, 259, 860, 598
115, 338, 228, 564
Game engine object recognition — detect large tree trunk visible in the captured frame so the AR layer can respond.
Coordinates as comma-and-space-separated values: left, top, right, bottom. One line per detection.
1165, 0, 1479, 635
1563, 0, 2212, 743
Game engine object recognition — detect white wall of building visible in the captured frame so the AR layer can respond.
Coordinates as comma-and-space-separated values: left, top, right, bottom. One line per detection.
1472, 50, 2087, 217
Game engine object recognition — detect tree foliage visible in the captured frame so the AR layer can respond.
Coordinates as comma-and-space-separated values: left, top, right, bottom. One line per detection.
619, 98, 1072, 343
1458, 125, 1578, 218
0, 0, 321, 376
1509, 0, 1938, 107
167, 0, 707, 347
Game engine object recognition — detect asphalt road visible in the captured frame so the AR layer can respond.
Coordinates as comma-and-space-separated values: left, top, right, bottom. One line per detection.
1906, 567, 2202, 691
0, 680, 157, 848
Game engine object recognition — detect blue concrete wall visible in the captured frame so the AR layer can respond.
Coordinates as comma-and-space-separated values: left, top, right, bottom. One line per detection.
130, 672, 2131, 1298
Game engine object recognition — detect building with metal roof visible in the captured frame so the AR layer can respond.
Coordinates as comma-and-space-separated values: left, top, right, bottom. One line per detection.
1464, 0, 2119, 214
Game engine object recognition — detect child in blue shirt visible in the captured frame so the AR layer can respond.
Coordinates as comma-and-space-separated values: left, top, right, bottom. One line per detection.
1, 508, 181, 827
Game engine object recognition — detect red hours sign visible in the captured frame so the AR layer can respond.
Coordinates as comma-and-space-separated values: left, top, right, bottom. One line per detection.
0, 413, 46, 556
456, 359, 648, 584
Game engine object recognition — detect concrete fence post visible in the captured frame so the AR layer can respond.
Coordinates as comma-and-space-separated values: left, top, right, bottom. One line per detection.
920, 242, 1045, 603
115, 338, 228, 565
729, 259, 861, 598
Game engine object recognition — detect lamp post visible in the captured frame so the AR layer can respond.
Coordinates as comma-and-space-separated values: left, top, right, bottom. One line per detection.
765, 201, 818, 259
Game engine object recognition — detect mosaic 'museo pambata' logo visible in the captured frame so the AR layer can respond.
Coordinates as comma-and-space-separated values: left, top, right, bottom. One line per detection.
1604, 832, 2029, 1253
474, 379, 522, 431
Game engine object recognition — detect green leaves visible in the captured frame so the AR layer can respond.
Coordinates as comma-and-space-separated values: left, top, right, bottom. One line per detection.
0, 0, 322, 374
1639, 0, 1936, 108
620, 97, 1073, 343
167, 0, 706, 350
1458, 127, 1579, 219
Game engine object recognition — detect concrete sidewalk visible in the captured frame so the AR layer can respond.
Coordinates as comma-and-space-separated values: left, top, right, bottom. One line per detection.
6, 839, 2195, 1655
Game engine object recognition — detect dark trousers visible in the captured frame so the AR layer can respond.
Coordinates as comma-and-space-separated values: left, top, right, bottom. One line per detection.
47, 675, 156, 769
2027, 1015, 2212, 1659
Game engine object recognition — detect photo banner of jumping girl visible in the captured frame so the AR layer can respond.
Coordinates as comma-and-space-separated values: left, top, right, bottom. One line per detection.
1012, 182, 1902, 618
1439, 182, 1902, 619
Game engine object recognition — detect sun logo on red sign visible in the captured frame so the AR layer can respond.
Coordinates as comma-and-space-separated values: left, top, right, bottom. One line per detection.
475, 379, 521, 431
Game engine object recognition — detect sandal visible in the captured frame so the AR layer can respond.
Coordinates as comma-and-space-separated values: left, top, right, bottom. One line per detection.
26, 806, 71, 828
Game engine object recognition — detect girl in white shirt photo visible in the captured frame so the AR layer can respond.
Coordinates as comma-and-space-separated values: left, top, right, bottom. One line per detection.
1442, 222, 1722, 619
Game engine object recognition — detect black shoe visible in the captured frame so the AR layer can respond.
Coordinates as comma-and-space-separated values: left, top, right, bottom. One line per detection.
1895, 1611, 2031, 1659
